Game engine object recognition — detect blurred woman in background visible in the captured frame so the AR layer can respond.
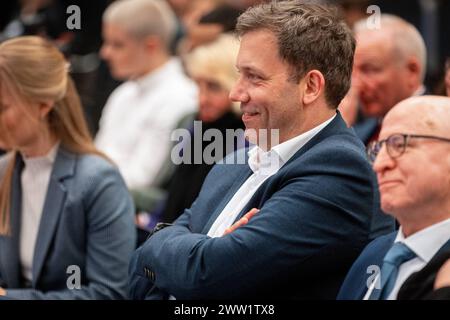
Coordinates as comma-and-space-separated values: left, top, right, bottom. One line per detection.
133, 35, 244, 238
160, 34, 245, 223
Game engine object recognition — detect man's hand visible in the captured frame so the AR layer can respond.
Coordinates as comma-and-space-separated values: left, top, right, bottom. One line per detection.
434, 259, 450, 290
0, 287, 5, 296
223, 208, 260, 236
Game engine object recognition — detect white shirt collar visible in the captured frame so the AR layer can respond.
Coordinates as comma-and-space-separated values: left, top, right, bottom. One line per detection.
22, 141, 59, 166
133, 58, 181, 93
395, 217, 450, 263
247, 114, 336, 176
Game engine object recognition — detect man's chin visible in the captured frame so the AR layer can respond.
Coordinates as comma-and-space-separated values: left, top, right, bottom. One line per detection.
109, 68, 130, 81
244, 127, 259, 146
361, 103, 386, 118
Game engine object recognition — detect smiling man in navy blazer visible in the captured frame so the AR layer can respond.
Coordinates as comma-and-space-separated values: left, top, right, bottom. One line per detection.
129, 1, 394, 300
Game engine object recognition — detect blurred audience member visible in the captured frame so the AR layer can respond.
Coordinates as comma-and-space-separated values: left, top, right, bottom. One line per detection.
95, 0, 198, 189
62, 0, 113, 136
177, 0, 267, 54
0, 1, 20, 37
133, 35, 244, 244
162, 35, 245, 223
342, 15, 426, 144
0, 36, 135, 299
0, 0, 117, 137
166, 0, 219, 52
336, 0, 370, 28
338, 96, 450, 300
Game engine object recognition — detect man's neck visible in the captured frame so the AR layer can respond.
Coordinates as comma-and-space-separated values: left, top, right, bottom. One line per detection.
132, 53, 171, 80
398, 208, 450, 238
283, 107, 335, 143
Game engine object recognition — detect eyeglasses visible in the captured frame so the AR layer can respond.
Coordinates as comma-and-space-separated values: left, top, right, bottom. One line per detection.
367, 133, 450, 164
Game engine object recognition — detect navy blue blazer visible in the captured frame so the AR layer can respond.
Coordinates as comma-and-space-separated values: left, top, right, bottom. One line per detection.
0, 147, 136, 299
129, 113, 395, 300
337, 231, 450, 300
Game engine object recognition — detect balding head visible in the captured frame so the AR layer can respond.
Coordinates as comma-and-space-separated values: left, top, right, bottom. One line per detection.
354, 14, 426, 81
373, 96, 450, 236
383, 96, 450, 137
353, 14, 426, 118
103, 0, 176, 49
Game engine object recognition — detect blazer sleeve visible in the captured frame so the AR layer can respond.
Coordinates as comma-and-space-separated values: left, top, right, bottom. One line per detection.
130, 145, 376, 299
5, 164, 136, 300
0, 274, 6, 288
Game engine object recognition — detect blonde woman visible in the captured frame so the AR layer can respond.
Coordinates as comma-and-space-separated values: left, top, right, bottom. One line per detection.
0, 36, 136, 299
159, 34, 244, 223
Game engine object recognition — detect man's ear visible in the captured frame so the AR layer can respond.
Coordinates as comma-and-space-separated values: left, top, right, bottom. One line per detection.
301, 70, 325, 106
143, 35, 161, 53
406, 56, 421, 85
38, 100, 54, 119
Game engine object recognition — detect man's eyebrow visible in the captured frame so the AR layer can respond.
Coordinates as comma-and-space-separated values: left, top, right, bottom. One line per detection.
238, 65, 266, 76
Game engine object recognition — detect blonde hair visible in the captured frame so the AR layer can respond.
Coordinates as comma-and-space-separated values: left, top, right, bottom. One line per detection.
103, 0, 177, 50
183, 34, 240, 91
0, 36, 106, 235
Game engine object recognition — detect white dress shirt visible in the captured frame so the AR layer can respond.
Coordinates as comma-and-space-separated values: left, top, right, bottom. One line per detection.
95, 58, 198, 189
20, 143, 59, 281
363, 217, 450, 300
207, 115, 336, 238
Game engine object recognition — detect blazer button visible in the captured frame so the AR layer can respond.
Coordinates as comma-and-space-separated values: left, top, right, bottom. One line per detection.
143, 267, 156, 281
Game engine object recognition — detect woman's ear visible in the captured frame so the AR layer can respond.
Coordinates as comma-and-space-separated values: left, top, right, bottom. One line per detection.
38, 100, 55, 119
301, 70, 325, 106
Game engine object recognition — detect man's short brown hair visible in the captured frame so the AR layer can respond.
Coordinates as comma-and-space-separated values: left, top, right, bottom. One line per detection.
236, 1, 355, 108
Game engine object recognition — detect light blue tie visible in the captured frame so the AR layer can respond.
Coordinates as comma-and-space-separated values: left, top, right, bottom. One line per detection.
369, 242, 416, 300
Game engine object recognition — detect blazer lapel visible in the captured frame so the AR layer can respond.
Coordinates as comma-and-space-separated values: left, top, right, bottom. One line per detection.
0, 154, 24, 288
290, 112, 349, 165
232, 112, 349, 223
31, 147, 76, 286
202, 113, 349, 232
201, 164, 253, 234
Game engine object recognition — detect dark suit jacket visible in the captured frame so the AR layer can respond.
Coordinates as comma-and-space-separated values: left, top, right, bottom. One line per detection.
129, 113, 395, 300
0, 147, 136, 299
424, 287, 450, 300
337, 231, 450, 300
398, 244, 450, 300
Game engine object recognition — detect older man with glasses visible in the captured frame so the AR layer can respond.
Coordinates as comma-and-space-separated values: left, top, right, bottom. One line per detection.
338, 95, 450, 300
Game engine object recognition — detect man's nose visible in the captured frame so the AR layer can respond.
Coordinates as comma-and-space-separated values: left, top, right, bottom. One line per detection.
373, 144, 396, 174
229, 78, 249, 103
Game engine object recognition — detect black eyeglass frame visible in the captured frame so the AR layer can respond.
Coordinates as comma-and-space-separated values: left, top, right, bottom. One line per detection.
367, 133, 450, 163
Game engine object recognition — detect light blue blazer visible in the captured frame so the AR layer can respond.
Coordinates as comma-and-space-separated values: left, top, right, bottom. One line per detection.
0, 147, 136, 299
